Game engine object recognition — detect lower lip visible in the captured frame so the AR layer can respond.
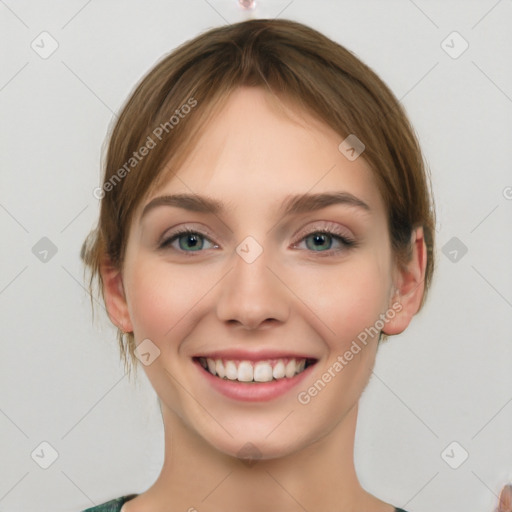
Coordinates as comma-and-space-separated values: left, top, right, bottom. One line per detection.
194, 360, 316, 402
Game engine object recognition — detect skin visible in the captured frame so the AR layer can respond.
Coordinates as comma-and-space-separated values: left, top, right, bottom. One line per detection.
101, 87, 427, 512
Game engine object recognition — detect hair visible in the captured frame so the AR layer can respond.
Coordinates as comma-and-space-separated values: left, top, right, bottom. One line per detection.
81, 18, 436, 381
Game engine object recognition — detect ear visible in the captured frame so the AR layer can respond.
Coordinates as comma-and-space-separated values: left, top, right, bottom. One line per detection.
99, 257, 133, 333
382, 226, 427, 336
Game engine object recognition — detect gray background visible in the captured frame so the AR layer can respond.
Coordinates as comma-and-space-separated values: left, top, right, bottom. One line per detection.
1, 1, 511, 511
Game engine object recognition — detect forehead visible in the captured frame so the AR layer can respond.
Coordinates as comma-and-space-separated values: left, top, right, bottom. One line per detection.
139, 87, 385, 218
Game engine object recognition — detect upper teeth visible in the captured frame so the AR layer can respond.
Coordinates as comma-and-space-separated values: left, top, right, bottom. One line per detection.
199, 357, 307, 382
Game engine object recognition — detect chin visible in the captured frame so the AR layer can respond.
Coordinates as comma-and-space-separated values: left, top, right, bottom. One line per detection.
196, 421, 316, 464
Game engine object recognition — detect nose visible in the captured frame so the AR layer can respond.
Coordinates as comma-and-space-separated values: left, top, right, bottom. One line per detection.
215, 245, 290, 330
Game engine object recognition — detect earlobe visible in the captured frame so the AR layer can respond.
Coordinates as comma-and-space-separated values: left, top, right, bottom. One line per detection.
382, 226, 427, 336
100, 257, 133, 333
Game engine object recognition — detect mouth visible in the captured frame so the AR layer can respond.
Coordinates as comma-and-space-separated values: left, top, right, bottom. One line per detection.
193, 356, 317, 383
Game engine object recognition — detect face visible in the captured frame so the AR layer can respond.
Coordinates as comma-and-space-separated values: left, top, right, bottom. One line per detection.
116, 87, 401, 459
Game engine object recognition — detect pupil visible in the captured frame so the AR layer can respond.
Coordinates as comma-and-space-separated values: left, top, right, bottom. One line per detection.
308, 233, 330, 251
180, 233, 201, 250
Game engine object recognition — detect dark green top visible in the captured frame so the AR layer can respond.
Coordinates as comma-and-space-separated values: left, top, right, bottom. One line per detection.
81, 494, 410, 511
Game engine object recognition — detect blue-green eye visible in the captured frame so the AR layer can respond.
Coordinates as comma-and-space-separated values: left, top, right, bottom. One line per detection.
159, 229, 216, 252
159, 228, 356, 255
297, 231, 355, 252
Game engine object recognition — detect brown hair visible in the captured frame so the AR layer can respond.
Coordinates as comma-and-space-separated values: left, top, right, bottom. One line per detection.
81, 18, 435, 380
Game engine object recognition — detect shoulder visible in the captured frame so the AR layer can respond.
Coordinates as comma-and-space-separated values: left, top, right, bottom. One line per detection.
80, 494, 138, 512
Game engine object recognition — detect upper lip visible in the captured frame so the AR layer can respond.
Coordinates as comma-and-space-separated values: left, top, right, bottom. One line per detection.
192, 349, 318, 362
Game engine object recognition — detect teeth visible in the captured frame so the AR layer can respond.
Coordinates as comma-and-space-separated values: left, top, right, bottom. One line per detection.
237, 361, 253, 382
200, 357, 311, 382
285, 360, 296, 378
207, 358, 216, 376
272, 360, 285, 379
225, 360, 238, 380
215, 359, 226, 379
254, 362, 273, 382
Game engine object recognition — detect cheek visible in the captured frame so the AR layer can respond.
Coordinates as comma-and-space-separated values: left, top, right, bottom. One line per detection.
291, 254, 392, 347
292, 258, 392, 421
125, 258, 211, 341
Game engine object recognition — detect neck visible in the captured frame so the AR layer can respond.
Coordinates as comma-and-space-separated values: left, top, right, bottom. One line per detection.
140, 401, 383, 512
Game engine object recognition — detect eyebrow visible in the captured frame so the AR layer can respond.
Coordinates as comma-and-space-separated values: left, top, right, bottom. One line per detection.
140, 191, 370, 222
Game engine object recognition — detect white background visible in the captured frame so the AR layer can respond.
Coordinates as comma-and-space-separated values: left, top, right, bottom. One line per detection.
1, 1, 511, 511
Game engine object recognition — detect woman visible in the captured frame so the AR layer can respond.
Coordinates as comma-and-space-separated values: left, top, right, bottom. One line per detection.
80, 17, 510, 512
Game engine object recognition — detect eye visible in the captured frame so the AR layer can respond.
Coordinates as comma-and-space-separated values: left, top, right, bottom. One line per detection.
158, 225, 357, 255
159, 228, 218, 253
293, 226, 357, 254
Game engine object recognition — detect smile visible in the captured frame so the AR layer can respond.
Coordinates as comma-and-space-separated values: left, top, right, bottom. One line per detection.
194, 357, 317, 383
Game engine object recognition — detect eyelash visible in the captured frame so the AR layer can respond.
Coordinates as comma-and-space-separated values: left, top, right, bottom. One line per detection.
158, 225, 358, 257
